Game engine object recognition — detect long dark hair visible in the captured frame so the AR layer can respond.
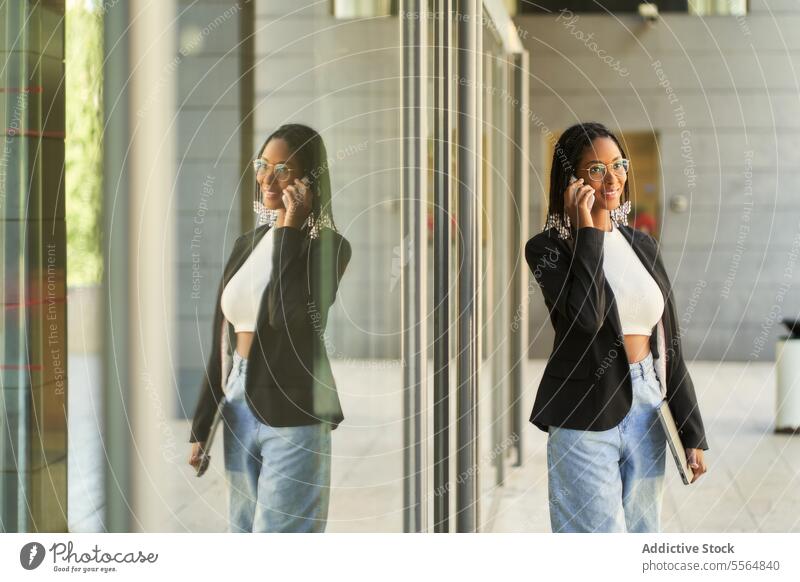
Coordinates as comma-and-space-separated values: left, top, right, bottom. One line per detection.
254, 123, 338, 233
545, 122, 630, 233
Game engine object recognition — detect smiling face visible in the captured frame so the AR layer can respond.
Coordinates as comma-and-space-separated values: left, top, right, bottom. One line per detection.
575, 136, 627, 212
256, 138, 304, 211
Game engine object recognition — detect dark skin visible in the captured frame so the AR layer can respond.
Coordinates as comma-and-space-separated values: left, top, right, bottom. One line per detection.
188, 138, 312, 471
563, 136, 707, 483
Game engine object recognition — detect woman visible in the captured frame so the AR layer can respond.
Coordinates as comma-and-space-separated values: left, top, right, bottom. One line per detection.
524, 122, 709, 533
187, 123, 351, 533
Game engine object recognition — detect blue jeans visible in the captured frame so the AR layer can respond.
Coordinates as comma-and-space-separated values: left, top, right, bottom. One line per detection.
547, 351, 667, 533
222, 350, 332, 533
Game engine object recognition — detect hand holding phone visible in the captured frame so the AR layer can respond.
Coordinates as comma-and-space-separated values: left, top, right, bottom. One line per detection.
570, 174, 594, 211
281, 176, 314, 229
300, 174, 315, 193
564, 174, 595, 230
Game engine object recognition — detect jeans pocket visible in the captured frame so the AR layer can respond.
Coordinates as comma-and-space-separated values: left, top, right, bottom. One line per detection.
226, 368, 245, 401
645, 372, 664, 407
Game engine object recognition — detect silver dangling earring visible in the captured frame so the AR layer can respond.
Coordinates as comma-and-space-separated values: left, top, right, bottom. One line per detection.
305, 211, 335, 240
306, 212, 317, 239
544, 212, 573, 240
253, 200, 278, 227
610, 198, 631, 228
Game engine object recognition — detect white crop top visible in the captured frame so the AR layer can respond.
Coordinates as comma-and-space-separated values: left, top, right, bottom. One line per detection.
602, 224, 665, 336
220, 228, 276, 332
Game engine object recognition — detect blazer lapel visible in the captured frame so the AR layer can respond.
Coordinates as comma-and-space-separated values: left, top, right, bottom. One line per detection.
555, 228, 622, 340
568, 225, 669, 344
603, 278, 624, 341
560, 225, 670, 381
618, 225, 671, 385
620, 227, 669, 398
217, 224, 271, 395
567, 227, 625, 340
215, 222, 312, 396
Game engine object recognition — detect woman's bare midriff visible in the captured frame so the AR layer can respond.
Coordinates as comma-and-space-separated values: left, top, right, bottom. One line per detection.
238, 333, 651, 363
623, 334, 651, 364
235, 331, 255, 360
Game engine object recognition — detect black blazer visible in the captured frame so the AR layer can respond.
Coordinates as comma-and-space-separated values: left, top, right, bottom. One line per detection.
524, 224, 709, 451
189, 222, 352, 444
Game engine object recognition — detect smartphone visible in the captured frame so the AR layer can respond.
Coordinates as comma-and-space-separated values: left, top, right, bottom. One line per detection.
195, 396, 226, 477
570, 174, 594, 210
300, 174, 315, 193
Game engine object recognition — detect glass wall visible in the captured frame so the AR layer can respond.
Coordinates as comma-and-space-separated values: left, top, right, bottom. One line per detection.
218, 0, 407, 532
0, 0, 67, 532
0, 0, 525, 533
151, 0, 527, 534
477, 2, 524, 529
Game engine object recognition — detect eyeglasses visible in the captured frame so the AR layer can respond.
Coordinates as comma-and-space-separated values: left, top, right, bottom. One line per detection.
252, 159, 296, 182
580, 159, 630, 181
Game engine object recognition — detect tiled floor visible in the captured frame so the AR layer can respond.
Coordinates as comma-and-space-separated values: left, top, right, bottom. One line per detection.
488, 360, 800, 533
67, 355, 800, 532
